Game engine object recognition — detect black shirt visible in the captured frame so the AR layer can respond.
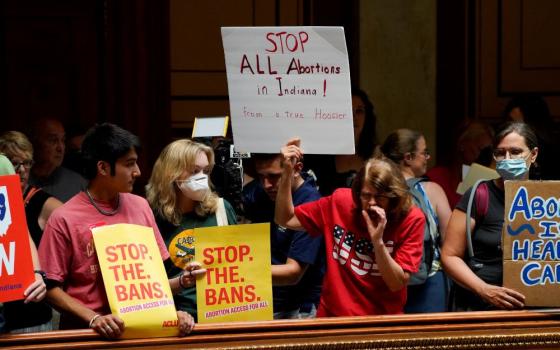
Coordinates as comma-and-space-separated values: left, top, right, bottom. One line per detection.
4, 187, 52, 330
453, 180, 504, 310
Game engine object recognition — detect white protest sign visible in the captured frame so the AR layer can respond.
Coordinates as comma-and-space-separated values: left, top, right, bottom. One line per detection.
192, 116, 229, 138
221, 27, 354, 154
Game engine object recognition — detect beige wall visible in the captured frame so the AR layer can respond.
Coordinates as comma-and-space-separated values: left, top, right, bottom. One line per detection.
360, 0, 437, 162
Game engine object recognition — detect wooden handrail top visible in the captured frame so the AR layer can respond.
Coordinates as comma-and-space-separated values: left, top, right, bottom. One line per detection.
2, 309, 560, 346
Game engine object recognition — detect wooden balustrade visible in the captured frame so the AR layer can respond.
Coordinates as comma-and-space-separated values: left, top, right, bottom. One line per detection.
3, 310, 560, 349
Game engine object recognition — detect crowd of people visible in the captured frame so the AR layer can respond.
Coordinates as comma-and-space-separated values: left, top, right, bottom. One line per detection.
0, 91, 558, 338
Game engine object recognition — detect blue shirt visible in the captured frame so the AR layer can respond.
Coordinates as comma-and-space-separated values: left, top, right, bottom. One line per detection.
243, 175, 324, 312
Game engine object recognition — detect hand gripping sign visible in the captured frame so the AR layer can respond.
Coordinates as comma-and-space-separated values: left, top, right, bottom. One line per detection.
93, 224, 179, 338
194, 223, 272, 323
0, 175, 34, 303
503, 181, 560, 306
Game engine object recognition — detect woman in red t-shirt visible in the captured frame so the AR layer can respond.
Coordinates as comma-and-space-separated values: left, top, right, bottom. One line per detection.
275, 139, 425, 317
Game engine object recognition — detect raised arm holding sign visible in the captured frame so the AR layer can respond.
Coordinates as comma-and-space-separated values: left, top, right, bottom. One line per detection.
242, 143, 324, 319
274, 139, 425, 317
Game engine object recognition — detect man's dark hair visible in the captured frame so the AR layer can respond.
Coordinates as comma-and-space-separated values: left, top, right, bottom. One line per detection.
244, 153, 282, 179
81, 123, 141, 180
250, 153, 282, 163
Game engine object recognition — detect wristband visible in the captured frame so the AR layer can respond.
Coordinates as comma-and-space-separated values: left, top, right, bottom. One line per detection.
178, 273, 187, 289
34, 270, 47, 281
88, 314, 101, 328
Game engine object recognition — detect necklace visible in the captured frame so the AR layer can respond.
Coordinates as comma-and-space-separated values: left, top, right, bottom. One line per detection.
85, 189, 120, 216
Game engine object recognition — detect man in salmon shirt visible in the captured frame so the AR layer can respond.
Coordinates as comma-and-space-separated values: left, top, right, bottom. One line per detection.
39, 123, 197, 338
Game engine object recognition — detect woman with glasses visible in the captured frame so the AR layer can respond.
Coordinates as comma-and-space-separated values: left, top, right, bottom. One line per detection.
442, 122, 538, 311
275, 139, 425, 316
146, 139, 237, 321
381, 129, 451, 313
0, 131, 60, 333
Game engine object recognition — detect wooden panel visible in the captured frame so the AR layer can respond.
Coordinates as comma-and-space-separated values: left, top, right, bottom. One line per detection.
1, 0, 172, 179
170, 0, 254, 72
254, 0, 277, 26
476, 0, 560, 121
171, 72, 228, 96
278, 0, 304, 26
476, 0, 502, 120
501, 0, 560, 92
435, 0, 469, 165
1, 0, 99, 132
3, 311, 560, 349
171, 99, 230, 128
169, 0, 304, 130
520, 0, 560, 68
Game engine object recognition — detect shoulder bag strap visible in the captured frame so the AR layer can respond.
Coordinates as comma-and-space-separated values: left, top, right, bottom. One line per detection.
24, 186, 41, 207
465, 179, 486, 259
216, 197, 228, 226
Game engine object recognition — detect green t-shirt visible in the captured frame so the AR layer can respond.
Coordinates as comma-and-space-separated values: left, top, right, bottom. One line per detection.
154, 199, 237, 321
0, 154, 15, 175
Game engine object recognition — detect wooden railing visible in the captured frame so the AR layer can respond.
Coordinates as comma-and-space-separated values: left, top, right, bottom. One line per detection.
3, 310, 560, 349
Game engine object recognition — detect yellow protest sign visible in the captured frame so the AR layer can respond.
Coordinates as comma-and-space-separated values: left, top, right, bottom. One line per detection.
93, 224, 179, 338
195, 223, 272, 323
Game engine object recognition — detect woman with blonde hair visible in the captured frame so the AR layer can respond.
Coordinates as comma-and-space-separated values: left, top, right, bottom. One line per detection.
146, 139, 237, 321
275, 139, 425, 316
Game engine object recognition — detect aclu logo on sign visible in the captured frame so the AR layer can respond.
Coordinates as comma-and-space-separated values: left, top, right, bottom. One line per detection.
0, 186, 12, 237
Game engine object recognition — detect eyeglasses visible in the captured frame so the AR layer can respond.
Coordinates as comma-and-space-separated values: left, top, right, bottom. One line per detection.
414, 150, 430, 159
11, 159, 34, 170
360, 191, 392, 202
492, 148, 531, 161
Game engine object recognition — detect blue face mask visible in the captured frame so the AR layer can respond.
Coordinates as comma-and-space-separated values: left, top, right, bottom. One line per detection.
495, 158, 529, 180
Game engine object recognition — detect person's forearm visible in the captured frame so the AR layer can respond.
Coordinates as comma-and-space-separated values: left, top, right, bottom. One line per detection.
372, 240, 408, 291
271, 258, 307, 286
168, 262, 203, 294
169, 276, 182, 294
271, 265, 299, 286
275, 169, 295, 228
47, 286, 98, 324
441, 254, 487, 294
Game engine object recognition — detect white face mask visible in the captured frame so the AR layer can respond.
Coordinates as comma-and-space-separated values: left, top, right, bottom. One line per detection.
177, 174, 209, 201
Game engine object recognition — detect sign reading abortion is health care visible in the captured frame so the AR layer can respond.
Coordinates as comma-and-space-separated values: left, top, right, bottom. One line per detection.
503, 181, 560, 306
195, 223, 272, 323
221, 26, 354, 154
94, 224, 179, 339
0, 175, 34, 303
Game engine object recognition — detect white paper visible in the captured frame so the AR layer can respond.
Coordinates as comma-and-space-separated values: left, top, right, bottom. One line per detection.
192, 116, 229, 138
456, 163, 500, 195
221, 27, 354, 154
462, 164, 470, 180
